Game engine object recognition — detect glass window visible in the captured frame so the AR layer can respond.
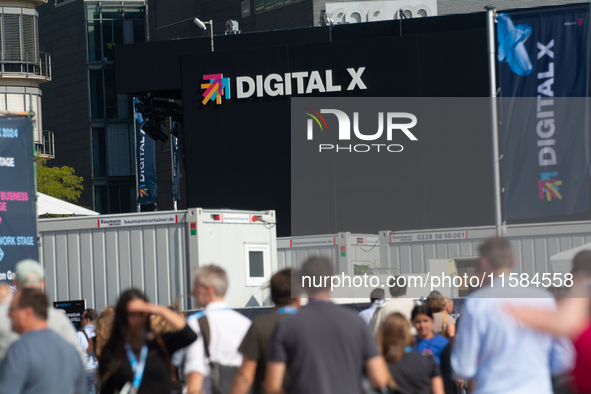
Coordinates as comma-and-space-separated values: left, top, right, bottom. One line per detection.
94, 185, 108, 214
4, 15, 21, 61
87, 20, 102, 62
22, 16, 37, 63
249, 251, 265, 277
104, 68, 117, 119
101, 7, 124, 20
120, 183, 133, 213
255, 0, 264, 13
108, 184, 121, 214
89, 69, 104, 119
92, 127, 107, 177
245, 244, 270, 286
6, 94, 23, 112
107, 124, 132, 176
102, 20, 114, 61
86, 3, 100, 20
113, 20, 124, 47
133, 20, 145, 43
124, 8, 145, 20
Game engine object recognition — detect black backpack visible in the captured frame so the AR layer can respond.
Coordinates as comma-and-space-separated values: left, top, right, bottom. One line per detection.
197, 315, 245, 394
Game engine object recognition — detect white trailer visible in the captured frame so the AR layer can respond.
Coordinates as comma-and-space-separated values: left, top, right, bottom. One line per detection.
38, 208, 277, 312
379, 221, 591, 297
277, 232, 380, 275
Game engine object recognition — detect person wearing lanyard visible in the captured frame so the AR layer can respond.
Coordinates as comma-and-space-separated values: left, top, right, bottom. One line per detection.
98, 289, 197, 394
231, 269, 301, 394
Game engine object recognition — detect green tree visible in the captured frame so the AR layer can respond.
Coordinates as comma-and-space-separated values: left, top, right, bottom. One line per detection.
36, 157, 84, 203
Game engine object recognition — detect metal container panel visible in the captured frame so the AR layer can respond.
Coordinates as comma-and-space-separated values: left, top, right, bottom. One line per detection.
379, 222, 591, 277
39, 211, 189, 313
277, 233, 380, 275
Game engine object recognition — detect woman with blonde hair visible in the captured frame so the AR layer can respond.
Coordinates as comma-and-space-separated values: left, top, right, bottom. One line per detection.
379, 312, 444, 394
94, 306, 115, 358
426, 292, 456, 339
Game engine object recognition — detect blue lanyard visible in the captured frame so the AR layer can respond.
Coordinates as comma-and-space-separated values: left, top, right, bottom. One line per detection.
277, 306, 297, 315
125, 343, 149, 389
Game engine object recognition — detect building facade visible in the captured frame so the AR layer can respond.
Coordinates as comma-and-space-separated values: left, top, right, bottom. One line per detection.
0, 0, 51, 158
38, 0, 146, 213
38, 0, 581, 215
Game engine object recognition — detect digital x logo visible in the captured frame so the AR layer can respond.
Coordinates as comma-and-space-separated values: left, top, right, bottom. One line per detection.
538, 172, 562, 201
139, 185, 149, 197
497, 14, 534, 76
202, 74, 231, 105
304, 108, 417, 153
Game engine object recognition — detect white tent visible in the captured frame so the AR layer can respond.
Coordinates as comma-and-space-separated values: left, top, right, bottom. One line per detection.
37, 192, 99, 216
550, 242, 591, 274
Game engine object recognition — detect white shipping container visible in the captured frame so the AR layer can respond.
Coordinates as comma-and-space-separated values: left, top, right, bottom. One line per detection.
278, 232, 380, 275
38, 208, 277, 312
379, 221, 591, 297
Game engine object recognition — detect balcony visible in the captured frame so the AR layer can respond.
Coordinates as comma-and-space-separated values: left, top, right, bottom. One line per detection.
36, 130, 55, 159
0, 51, 51, 81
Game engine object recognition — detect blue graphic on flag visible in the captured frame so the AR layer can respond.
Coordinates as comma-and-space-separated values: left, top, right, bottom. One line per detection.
497, 13, 534, 76
498, 6, 590, 221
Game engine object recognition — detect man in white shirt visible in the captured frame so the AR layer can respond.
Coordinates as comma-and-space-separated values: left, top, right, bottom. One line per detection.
369, 276, 418, 335
358, 288, 385, 325
76, 308, 98, 394
185, 265, 251, 394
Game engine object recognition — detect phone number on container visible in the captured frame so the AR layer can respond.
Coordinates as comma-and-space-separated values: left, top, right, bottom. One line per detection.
496, 272, 573, 288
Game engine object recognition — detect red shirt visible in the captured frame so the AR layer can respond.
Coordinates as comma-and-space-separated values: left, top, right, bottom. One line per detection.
574, 324, 591, 393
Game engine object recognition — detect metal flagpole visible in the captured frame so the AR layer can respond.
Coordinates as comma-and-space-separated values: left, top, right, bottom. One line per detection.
486, 6, 503, 237
170, 119, 177, 211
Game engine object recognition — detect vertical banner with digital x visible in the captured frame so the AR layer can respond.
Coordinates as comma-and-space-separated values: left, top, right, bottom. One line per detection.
134, 99, 158, 204
0, 117, 38, 280
498, 5, 590, 220
170, 135, 181, 201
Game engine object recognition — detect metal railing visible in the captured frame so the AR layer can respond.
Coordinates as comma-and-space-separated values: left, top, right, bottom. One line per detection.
36, 130, 55, 159
0, 51, 51, 81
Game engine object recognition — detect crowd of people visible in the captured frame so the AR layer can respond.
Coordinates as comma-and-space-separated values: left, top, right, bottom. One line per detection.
0, 236, 589, 394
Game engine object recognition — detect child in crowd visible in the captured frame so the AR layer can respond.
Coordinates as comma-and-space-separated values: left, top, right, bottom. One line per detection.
379, 312, 444, 394
411, 305, 449, 364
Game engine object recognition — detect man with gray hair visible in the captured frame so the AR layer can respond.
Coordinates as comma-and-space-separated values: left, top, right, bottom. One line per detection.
2, 259, 86, 366
184, 265, 251, 394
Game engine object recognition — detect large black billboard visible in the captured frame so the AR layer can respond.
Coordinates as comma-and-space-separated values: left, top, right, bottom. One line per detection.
180, 32, 493, 236
115, 6, 591, 237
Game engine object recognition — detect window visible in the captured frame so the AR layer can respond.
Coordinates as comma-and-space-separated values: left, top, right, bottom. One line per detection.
107, 123, 133, 176
89, 69, 105, 119
245, 244, 270, 287
87, 20, 101, 62
94, 185, 108, 214
92, 127, 107, 177
104, 67, 117, 119
86, 3, 146, 62
94, 182, 135, 214
255, 0, 303, 14
0, 14, 38, 63
4, 15, 21, 62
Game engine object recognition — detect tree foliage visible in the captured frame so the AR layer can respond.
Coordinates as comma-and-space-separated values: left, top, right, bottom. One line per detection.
36, 157, 84, 203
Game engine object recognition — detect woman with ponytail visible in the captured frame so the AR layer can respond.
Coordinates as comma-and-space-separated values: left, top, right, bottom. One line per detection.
378, 312, 444, 394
